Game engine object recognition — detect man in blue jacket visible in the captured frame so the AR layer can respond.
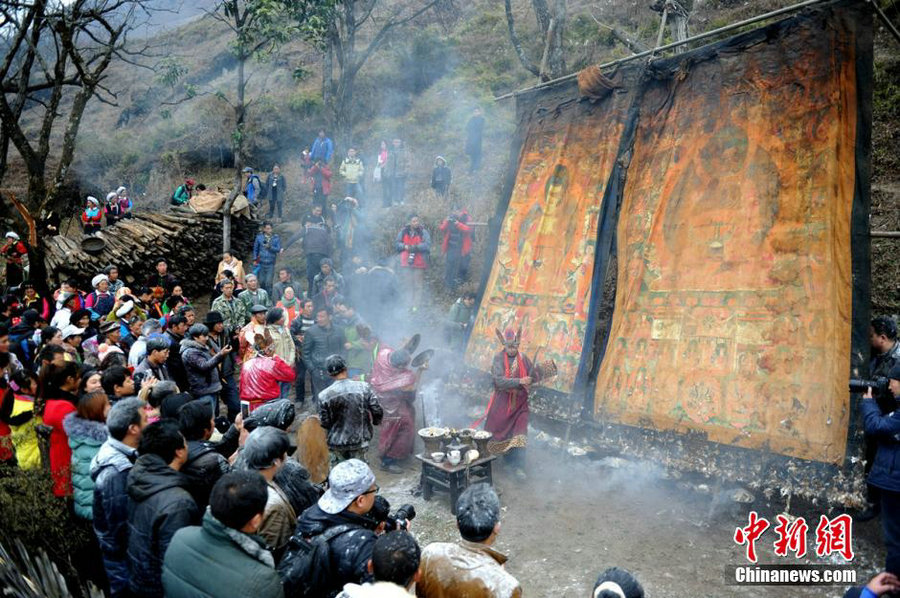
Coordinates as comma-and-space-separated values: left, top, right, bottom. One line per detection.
861, 363, 900, 575
253, 222, 283, 295
310, 129, 334, 164
91, 398, 147, 598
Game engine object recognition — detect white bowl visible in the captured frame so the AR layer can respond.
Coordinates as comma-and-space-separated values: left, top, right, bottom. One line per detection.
431, 452, 445, 463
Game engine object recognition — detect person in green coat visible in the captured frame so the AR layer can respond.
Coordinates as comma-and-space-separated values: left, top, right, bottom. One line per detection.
162, 470, 284, 598
171, 179, 195, 206
62, 391, 111, 519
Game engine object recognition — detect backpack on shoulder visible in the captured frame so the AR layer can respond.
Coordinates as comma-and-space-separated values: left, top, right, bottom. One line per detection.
278, 524, 354, 598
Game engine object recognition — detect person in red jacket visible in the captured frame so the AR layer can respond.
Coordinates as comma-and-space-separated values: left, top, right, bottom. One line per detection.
1, 231, 28, 288
439, 208, 473, 292
309, 160, 332, 210
239, 333, 296, 412
81, 196, 103, 235
394, 215, 431, 313
39, 361, 82, 497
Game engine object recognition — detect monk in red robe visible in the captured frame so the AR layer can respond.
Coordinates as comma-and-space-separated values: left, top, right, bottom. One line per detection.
479, 327, 541, 480
370, 347, 423, 473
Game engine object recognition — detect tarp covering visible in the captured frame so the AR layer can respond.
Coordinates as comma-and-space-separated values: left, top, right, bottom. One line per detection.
189, 189, 250, 215
470, 0, 872, 466
465, 74, 635, 393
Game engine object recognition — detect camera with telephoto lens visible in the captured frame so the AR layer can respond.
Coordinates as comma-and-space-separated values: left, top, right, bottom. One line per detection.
849, 376, 890, 395
407, 252, 416, 266
371, 496, 416, 532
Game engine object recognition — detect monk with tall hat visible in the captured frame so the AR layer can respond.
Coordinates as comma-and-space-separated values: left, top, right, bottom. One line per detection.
477, 327, 544, 481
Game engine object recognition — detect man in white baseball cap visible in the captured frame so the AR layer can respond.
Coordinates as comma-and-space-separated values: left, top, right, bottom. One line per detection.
293, 459, 380, 595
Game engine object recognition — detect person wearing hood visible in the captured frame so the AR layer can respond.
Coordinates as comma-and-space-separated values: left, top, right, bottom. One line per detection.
162, 470, 284, 598
180, 323, 232, 414
339, 148, 365, 202
370, 347, 424, 473
1, 231, 28, 287
92, 397, 147, 597
82, 196, 103, 235
86, 274, 115, 318
338, 531, 421, 598
293, 459, 380, 596
430, 156, 451, 198
63, 390, 110, 519
126, 419, 200, 598
172, 178, 195, 206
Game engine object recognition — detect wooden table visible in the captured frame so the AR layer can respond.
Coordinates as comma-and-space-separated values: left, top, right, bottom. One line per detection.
416, 453, 497, 514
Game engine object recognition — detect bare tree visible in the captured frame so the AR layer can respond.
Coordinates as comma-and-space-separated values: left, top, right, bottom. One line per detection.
323, 0, 443, 146
208, 0, 333, 251
0, 0, 155, 248
504, 0, 567, 81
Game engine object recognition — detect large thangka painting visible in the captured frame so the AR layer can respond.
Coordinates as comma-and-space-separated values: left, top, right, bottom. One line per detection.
466, 85, 633, 392
593, 5, 867, 463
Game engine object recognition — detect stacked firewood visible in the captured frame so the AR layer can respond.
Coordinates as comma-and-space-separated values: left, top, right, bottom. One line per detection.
42, 209, 257, 297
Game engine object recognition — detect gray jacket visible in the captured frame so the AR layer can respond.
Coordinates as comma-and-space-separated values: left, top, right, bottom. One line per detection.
180, 339, 225, 397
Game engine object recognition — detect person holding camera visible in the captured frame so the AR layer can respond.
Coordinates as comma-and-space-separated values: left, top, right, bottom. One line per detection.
395, 215, 430, 313
859, 316, 900, 521
295, 459, 383, 596
861, 363, 900, 575
318, 354, 383, 467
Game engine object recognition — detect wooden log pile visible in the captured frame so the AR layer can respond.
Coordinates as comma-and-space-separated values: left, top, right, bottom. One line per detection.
42, 209, 257, 297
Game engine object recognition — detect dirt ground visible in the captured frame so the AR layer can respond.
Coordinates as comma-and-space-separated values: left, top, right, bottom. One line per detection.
368, 432, 886, 598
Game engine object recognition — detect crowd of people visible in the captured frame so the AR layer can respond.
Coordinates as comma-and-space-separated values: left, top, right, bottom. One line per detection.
6, 112, 898, 598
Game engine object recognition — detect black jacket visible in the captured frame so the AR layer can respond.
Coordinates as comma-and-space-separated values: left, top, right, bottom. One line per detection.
317, 379, 383, 449
295, 504, 378, 597
126, 454, 200, 598
301, 324, 346, 374
181, 439, 232, 509
165, 331, 190, 392
274, 460, 321, 522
